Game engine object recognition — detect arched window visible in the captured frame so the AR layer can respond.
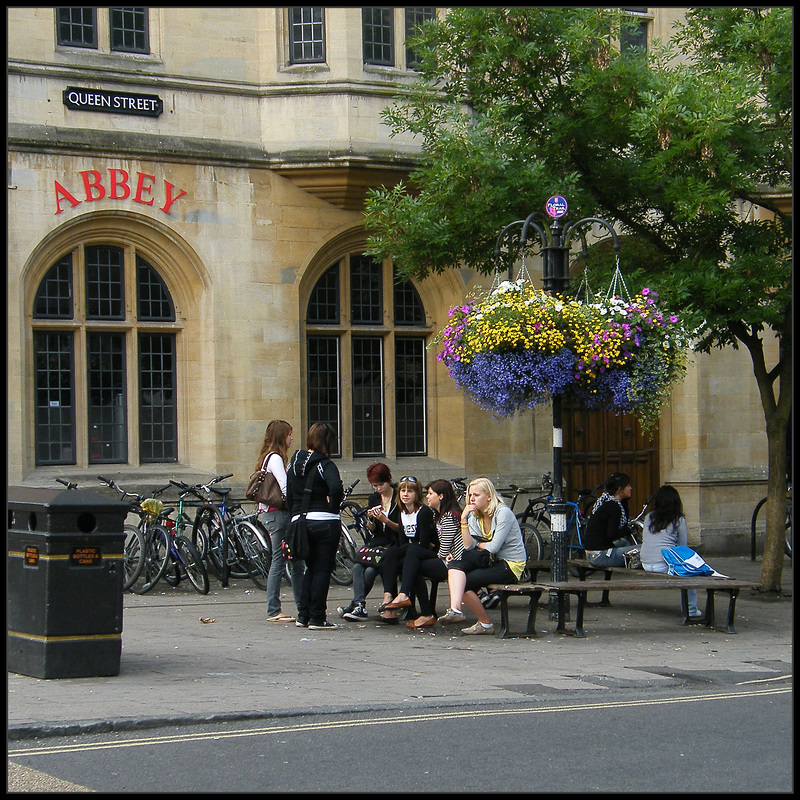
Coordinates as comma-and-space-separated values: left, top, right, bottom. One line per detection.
32, 244, 179, 465
306, 254, 428, 458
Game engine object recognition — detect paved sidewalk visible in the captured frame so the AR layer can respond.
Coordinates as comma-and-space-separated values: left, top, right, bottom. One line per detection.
7, 557, 792, 739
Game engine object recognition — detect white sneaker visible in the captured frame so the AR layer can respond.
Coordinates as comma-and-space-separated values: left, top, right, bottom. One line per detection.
462, 621, 495, 635
437, 608, 465, 625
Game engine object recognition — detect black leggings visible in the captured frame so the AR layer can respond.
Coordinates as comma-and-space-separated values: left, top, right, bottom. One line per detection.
400, 544, 447, 616
446, 556, 516, 592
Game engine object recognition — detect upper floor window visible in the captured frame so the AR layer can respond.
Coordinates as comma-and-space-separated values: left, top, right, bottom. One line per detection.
32, 245, 177, 466
362, 8, 436, 69
362, 7, 394, 66
55, 7, 149, 54
289, 7, 325, 64
405, 7, 436, 69
620, 8, 649, 54
306, 256, 428, 459
110, 7, 149, 53
57, 7, 98, 48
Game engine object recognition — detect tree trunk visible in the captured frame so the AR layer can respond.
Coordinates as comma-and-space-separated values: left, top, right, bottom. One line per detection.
739, 314, 792, 594
759, 409, 790, 592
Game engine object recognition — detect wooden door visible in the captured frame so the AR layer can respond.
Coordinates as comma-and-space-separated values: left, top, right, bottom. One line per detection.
561, 399, 659, 517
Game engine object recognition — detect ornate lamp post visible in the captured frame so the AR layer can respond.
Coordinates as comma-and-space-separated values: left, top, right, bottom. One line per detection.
495, 196, 619, 620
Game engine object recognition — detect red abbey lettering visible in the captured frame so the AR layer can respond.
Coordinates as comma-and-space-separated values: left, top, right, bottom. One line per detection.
54, 181, 82, 214
160, 181, 187, 215
81, 170, 106, 201
109, 169, 131, 200
134, 172, 155, 206
53, 170, 187, 215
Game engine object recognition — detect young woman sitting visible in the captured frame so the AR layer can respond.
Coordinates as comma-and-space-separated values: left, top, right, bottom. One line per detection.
384, 479, 464, 628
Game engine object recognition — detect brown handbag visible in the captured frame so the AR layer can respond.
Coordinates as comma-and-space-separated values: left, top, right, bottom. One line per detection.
245, 452, 285, 509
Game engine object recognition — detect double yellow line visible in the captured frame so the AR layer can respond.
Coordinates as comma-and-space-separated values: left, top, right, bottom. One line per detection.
10, 685, 790, 757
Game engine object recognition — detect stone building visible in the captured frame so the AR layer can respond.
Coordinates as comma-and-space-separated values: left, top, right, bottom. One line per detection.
7, 7, 777, 552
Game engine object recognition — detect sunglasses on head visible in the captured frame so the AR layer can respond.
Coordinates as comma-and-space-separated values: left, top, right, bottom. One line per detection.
400, 476, 419, 483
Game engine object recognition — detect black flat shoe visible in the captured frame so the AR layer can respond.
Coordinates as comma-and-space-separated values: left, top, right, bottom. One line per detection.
371, 614, 399, 625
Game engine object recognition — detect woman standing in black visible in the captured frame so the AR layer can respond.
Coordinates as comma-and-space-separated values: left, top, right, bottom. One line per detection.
285, 423, 343, 630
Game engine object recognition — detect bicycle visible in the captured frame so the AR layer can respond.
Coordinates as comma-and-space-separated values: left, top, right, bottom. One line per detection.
95, 476, 174, 594
186, 474, 270, 589
750, 483, 792, 561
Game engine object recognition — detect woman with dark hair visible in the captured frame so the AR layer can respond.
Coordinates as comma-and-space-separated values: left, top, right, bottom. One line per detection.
257, 419, 305, 623
640, 484, 702, 619
338, 462, 400, 622
371, 476, 436, 625
582, 472, 638, 568
384, 478, 464, 629
285, 423, 343, 630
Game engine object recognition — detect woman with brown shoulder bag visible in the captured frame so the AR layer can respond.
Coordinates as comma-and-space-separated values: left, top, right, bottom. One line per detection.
256, 420, 305, 622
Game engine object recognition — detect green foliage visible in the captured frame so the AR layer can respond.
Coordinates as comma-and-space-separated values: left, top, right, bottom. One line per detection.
364, 7, 792, 360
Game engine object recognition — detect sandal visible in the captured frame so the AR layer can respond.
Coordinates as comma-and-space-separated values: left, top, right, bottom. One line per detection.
267, 612, 296, 622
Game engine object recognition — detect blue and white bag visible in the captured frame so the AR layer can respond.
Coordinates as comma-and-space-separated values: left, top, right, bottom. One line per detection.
661, 546, 714, 577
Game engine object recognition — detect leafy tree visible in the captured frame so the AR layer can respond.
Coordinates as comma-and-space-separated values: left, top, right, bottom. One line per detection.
364, 8, 791, 591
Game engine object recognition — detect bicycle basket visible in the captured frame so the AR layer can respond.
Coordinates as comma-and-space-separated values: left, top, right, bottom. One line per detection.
141, 498, 164, 522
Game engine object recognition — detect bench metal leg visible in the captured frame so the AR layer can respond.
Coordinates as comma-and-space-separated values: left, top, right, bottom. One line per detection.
576, 567, 612, 607
496, 590, 543, 639
552, 590, 587, 638
722, 589, 740, 634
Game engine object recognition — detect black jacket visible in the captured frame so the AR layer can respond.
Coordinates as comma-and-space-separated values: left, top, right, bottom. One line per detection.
583, 497, 629, 550
285, 449, 343, 517
366, 488, 401, 547
398, 504, 438, 551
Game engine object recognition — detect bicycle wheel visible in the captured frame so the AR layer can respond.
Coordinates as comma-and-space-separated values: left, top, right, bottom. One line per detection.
226, 521, 253, 580
330, 524, 355, 586
566, 522, 587, 577
235, 519, 271, 591
163, 560, 181, 586
129, 525, 170, 594
526, 509, 551, 560
122, 524, 146, 591
517, 522, 543, 583
175, 535, 210, 594
193, 506, 228, 584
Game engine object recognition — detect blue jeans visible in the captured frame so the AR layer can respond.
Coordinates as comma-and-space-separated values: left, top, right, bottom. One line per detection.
297, 519, 340, 625
351, 562, 378, 605
585, 539, 637, 568
259, 509, 304, 617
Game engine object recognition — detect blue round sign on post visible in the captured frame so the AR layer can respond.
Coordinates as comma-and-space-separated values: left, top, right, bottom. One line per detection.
545, 195, 568, 218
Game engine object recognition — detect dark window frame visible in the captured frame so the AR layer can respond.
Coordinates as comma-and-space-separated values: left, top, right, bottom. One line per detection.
56, 7, 98, 48
32, 244, 178, 466
288, 7, 326, 64
305, 254, 428, 459
362, 7, 394, 66
109, 7, 150, 54
404, 7, 435, 69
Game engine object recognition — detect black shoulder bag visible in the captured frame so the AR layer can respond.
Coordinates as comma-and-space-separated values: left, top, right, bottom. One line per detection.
282, 467, 316, 562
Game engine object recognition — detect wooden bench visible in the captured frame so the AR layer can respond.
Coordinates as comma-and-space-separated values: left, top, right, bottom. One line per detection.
486, 575, 758, 639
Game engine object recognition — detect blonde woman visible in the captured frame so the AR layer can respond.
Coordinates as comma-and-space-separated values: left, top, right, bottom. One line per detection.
256, 419, 305, 623
438, 477, 527, 635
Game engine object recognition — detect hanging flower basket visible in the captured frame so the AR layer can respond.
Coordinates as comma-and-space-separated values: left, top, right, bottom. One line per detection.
433, 275, 691, 431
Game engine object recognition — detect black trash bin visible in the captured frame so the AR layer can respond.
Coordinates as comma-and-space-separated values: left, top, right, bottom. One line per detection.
7, 487, 127, 679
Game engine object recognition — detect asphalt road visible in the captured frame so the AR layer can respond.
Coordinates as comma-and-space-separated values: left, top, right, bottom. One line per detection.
8, 684, 792, 793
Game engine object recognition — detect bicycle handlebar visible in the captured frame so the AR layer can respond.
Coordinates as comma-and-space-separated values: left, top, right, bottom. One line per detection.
55, 478, 78, 490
